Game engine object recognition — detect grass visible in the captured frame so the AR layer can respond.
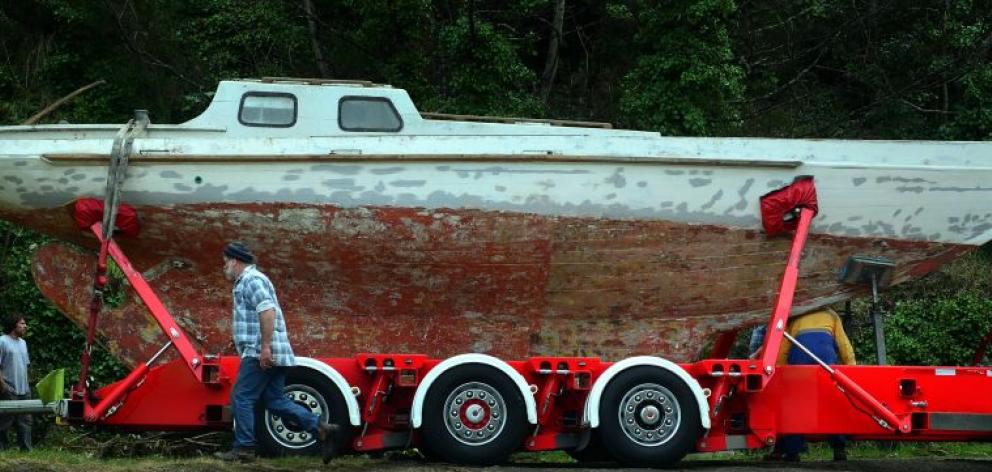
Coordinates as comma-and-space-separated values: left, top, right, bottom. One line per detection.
1, 427, 991, 471
0, 448, 391, 471
726, 441, 992, 462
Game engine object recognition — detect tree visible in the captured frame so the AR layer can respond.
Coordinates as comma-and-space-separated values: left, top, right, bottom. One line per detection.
732, 0, 992, 139
614, 0, 745, 135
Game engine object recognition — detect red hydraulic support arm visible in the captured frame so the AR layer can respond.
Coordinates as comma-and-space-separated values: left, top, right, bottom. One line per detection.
782, 331, 910, 433
709, 330, 739, 359
757, 206, 815, 381
754, 176, 819, 386
76, 238, 108, 395
90, 223, 204, 380
85, 361, 151, 422
81, 223, 206, 421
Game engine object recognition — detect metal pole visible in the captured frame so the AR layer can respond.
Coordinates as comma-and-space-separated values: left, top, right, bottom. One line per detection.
871, 273, 888, 365
0, 400, 56, 415
148, 340, 174, 366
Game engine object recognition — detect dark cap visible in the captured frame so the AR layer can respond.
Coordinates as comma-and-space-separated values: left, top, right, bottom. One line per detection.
223, 241, 256, 264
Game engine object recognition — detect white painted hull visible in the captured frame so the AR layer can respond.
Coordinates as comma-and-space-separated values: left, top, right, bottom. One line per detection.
1, 134, 991, 245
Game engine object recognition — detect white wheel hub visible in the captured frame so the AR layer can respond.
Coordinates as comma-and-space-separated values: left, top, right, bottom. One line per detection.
618, 383, 681, 447
443, 381, 507, 446
264, 384, 326, 449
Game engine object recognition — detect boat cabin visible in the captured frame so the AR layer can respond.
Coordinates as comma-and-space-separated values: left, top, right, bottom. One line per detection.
182, 77, 616, 138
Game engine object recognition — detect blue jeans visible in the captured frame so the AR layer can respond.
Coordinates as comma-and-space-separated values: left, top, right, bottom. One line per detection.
781, 434, 846, 457
231, 357, 319, 450
786, 331, 839, 365
0, 391, 31, 451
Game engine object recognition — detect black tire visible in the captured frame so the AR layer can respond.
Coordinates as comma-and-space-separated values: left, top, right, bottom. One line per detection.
255, 367, 351, 457
596, 366, 703, 467
416, 446, 442, 462
567, 436, 615, 463
419, 364, 527, 465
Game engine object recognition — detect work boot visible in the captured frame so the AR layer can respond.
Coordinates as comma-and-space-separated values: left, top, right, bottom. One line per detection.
214, 448, 256, 463
762, 451, 783, 461
318, 422, 341, 464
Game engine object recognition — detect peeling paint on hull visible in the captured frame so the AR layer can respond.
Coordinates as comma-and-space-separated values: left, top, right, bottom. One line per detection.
17, 203, 970, 367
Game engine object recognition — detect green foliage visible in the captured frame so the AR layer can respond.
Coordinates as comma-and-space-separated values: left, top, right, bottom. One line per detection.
734, 0, 992, 139
308, 1, 546, 116
0, 0, 988, 135
850, 293, 992, 367
0, 221, 127, 389
177, 1, 310, 82
427, 16, 545, 116
616, 0, 745, 135
893, 294, 992, 366
848, 247, 992, 366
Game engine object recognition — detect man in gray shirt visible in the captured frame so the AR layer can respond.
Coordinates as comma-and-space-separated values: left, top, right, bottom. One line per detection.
0, 313, 31, 451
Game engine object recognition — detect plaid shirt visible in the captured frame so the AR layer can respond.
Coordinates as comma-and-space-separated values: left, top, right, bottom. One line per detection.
232, 265, 296, 366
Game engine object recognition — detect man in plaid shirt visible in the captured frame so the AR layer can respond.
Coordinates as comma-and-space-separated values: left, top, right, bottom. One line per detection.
215, 242, 337, 463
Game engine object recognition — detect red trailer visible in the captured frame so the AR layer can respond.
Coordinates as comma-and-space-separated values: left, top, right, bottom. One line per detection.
31, 175, 992, 467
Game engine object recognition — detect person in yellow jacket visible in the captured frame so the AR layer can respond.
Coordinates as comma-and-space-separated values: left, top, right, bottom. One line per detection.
777, 309, 857, 367
778, 309, 856, 462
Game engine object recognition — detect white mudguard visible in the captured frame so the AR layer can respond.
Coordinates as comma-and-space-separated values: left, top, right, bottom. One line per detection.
410, 353, 538, 428
294, 357, 362, 426
583, 356, 711, 430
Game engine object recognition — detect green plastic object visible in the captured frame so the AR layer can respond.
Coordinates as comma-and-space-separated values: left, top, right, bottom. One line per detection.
35, 368, 64, 405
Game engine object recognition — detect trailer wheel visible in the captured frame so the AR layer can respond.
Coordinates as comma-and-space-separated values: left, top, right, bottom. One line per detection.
416, 446, 441, 462
597, 366, 702, 467
420, 364, 527, 465
255, 368, 351, 457
567, 437, 615, 463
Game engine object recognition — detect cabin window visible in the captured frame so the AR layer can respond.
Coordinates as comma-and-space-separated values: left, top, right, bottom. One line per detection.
238, 92, 297, 127
338, 96, 403, 132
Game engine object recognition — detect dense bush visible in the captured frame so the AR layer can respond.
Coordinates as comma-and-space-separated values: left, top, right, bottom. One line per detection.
0, 221, 127, 388
848, 245, 992, 366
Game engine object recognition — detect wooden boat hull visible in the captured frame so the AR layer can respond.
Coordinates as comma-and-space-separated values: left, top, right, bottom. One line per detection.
15, 202, 969, 366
